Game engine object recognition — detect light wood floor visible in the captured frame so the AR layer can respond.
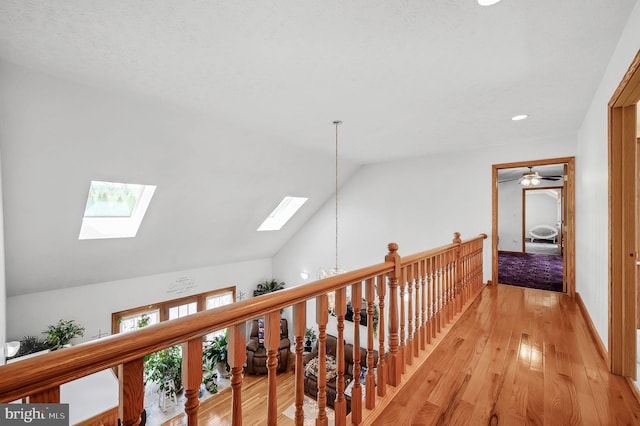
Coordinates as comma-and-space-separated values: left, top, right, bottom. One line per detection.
164, 284, 640, 425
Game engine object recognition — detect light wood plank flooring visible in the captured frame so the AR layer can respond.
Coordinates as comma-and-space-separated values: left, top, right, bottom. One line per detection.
164, 284, 640, 425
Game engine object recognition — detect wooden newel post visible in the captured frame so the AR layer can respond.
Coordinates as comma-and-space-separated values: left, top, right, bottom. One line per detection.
385, 242, 402, 387
453, 232, 463, 314
118, 358, 144, 426
228, 323, 247, 426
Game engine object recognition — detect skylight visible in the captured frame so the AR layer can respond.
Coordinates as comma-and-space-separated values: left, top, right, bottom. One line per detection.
257, 196, 308, 231
79, 180, 156, 240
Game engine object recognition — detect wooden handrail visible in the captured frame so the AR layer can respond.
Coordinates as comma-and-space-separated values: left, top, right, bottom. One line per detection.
0, 233, 489, 426
0, 261, 393, 402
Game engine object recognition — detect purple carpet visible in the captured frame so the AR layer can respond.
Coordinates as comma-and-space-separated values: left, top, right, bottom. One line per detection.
498, 252, 563, 292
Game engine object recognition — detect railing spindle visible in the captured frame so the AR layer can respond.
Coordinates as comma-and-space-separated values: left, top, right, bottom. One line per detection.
352, 282, 363, 424
182, 338, 203, 425
316, 294, 329, 426
264, 311, 280, 426
293, 302, 306, 426
335, 288, 347, 424
406, 265, 413, 366
228, 323, 246, 426
366, 278, 377, 408
118, 358, 144, 426
420, 259, 428, 348
29, 386, 60, 403
375, 274, 387, 398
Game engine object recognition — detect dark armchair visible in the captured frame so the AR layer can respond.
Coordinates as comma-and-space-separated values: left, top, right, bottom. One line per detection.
245, 318, 291, 374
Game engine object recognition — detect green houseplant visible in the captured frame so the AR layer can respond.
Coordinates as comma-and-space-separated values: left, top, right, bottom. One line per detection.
144, 345, 182, 397
304, 327, 317, 352
203, 331, 229, 379
253, 279, 285, 297
44, 319, 85, 350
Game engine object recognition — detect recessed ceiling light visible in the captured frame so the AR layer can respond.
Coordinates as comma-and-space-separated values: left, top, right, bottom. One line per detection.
477, 0, 502, 6
512, 114, 529, 121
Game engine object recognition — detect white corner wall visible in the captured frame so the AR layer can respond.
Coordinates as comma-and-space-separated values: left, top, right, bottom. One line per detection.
6, 258, 271, 343
0, 151, 5, 365
273, 137, 576, 291
576, 3, 640, 350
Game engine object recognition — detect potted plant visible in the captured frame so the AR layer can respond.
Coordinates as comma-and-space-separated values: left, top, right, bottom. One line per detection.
7, 336, 50, 360
304, 327, 317, 352
144, 345, 182, 397
203, 331, 229, 379
253, 279, 285, 297
43, 319, 85, 350
202, 371, 218, 394
137, 313, 151, 328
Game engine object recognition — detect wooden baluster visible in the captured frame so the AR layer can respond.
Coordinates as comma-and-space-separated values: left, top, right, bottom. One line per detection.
118, 358, 144, 426
453, 233, 463, 313
182, 338, 203, 425
460, 244, 471, 305
447, 250, 454, 323
293, 302, 306, 426
366, 278, 377, 407
414, 262, 421, 356
351, 282, 363, 424
335, 288, 347, 425
405, 265, 413, 366
429, 256, 436, 341
385, 243, 401, 387
420, 259, 428, 349
433, 255, 442, 335
375, 274, 387, 398
316, 294, 329, 426
398, 267, 408, 374
264, 311, 281, 426
228, 323, 246, 426
28, 386, 60, 403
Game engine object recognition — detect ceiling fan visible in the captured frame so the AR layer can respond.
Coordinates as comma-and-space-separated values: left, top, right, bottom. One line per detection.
499, 166, 563, 186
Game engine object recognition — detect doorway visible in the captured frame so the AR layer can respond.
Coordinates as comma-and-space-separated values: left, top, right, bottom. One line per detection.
608, 50, 640, 379
492, 157, 575, 296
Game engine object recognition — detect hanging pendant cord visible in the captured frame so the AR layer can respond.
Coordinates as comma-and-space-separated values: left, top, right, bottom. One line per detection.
333, 120, 342, 272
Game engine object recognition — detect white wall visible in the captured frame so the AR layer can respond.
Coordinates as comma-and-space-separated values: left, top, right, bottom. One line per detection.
525, 189, 559, 234
273, 137, 576, 339
6, 258, 271, 343
0, 152, 5, 364
497, 180, 523, 252
576, 3, 640, 350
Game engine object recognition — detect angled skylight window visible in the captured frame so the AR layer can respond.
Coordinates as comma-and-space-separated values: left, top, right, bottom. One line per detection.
79, 180, 156, 240
257, 196, 308, 231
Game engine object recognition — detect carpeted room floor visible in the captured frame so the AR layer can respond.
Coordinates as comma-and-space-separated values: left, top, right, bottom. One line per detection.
498, 250, 564, 292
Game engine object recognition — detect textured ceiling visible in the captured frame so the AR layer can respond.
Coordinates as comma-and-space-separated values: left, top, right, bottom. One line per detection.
0, 1, 634, 296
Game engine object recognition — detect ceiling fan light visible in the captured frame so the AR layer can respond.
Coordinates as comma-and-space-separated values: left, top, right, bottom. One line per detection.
521, 178, 531, 186
531, 178, 540, 185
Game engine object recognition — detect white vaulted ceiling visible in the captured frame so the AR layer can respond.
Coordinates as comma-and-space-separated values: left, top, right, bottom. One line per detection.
0, 1, 635, 296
